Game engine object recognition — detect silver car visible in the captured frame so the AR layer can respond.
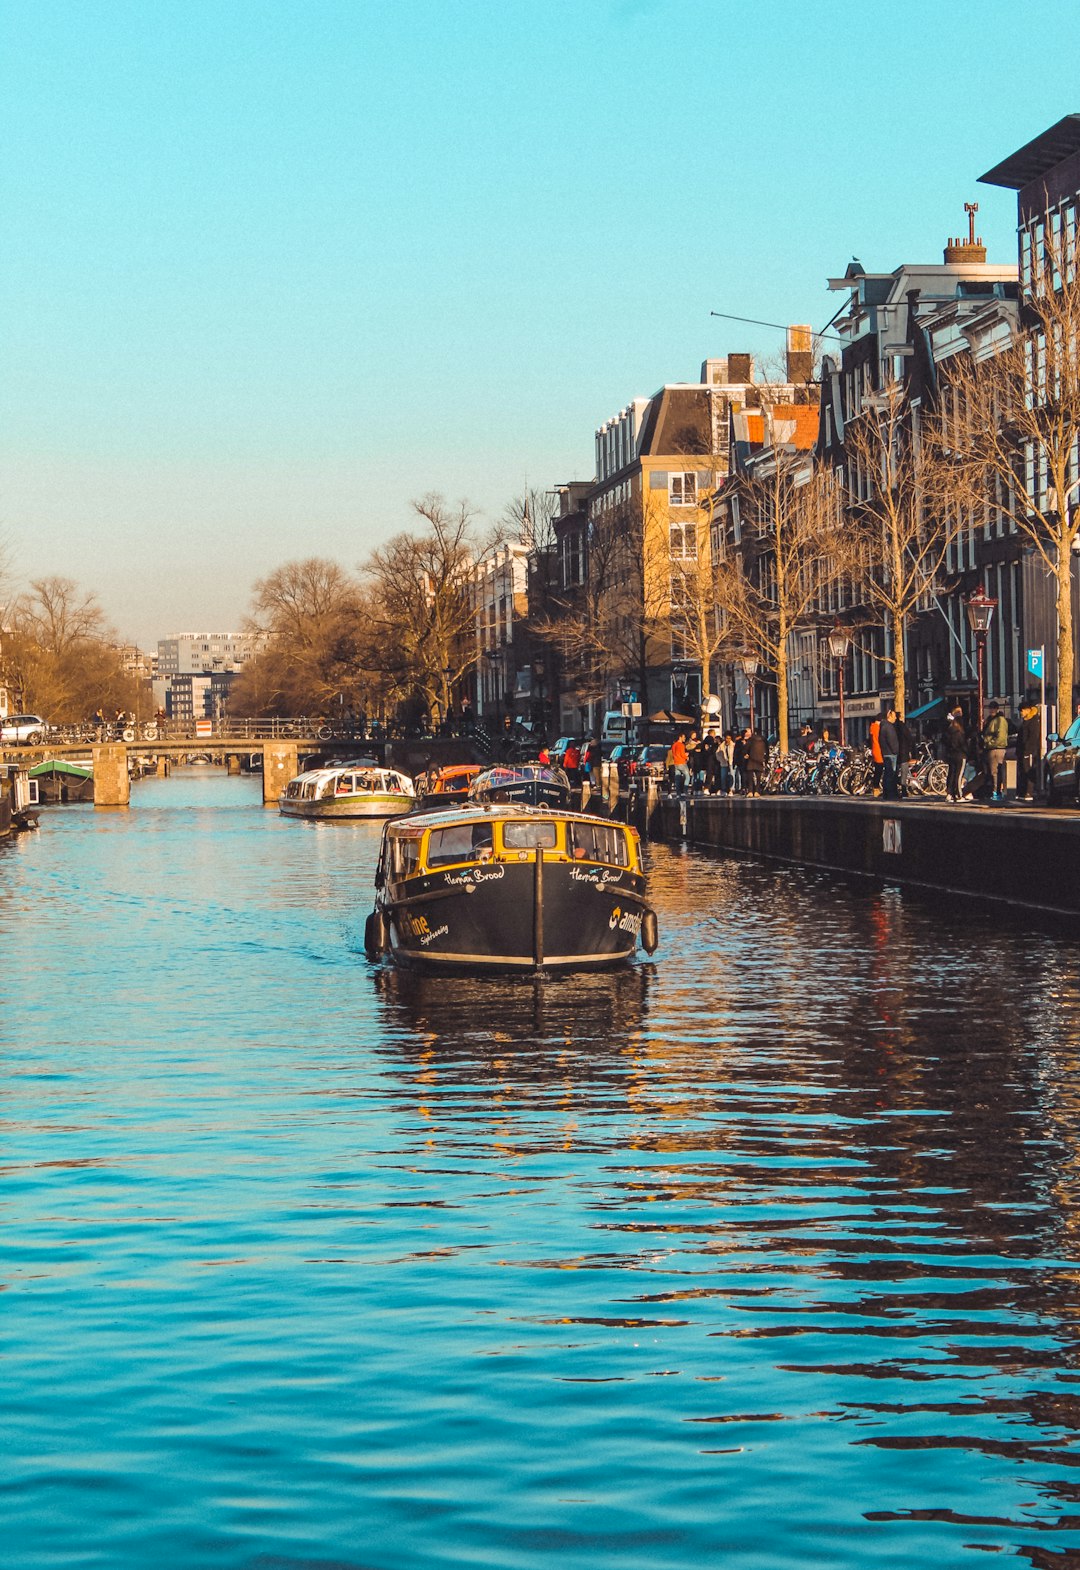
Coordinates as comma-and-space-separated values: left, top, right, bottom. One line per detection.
0, 713, 48, 744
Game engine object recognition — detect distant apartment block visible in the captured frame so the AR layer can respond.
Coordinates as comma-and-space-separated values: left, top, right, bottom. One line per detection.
153, 631, 261, 720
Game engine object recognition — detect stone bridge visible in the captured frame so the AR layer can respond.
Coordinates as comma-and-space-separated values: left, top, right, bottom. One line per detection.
2, 731, 487, 806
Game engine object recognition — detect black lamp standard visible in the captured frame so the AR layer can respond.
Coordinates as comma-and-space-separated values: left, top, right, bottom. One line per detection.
740, 649, 758, 732
965, 588, 997, 728
827, 622, 851, 745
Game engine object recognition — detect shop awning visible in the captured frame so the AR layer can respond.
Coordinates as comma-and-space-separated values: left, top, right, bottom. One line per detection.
906, 696, 945, 720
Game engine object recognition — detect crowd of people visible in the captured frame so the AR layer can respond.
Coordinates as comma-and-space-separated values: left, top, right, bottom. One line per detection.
635, 698, 1059, 804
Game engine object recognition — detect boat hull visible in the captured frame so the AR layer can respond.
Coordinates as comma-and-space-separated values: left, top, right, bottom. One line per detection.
279, 793, 411, 819
383, 858, 647, 971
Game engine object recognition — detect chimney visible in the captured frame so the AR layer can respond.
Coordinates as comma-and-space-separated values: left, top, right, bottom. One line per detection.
786, 324, 813, 384
944, 201, 987, 265
727, 353, 753, 384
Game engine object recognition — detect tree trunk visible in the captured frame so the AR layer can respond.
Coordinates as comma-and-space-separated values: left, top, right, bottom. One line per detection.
776, 634, 789, 755
891, 607, 906, 716
1058, 550, 1074, 730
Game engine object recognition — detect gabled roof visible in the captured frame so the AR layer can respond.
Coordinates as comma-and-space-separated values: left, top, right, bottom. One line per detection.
980, 114, 1080, 190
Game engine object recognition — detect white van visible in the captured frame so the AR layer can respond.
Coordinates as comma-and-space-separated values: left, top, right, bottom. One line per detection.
600, 710, 640, 750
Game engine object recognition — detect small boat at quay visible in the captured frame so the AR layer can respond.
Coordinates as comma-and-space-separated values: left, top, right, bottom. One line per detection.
364, 804, 658, 972
467, 763, 572, 809
279, 762, 415, 819
412, 763, 483, 810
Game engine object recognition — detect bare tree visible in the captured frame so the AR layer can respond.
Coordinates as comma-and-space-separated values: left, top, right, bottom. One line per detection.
363, 494, 482, 727
713, 458, 845, 752
840, 379, 976, 714
7, 576, 136, 719
238, 557, 365, 715
952, 221, 1080, 714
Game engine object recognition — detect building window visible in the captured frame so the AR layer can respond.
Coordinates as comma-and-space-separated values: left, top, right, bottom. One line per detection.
669, 473, 697, 507
669, 521, 697, 559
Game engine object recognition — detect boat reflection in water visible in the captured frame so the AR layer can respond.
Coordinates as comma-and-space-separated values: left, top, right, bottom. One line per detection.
374, 960, 652, 1066
365, 804, 658, 972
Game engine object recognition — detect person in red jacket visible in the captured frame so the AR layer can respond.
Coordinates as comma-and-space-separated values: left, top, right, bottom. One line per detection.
868, 716, 884, 797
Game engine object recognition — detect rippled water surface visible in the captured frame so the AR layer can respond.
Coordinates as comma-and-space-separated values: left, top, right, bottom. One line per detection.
4, 769, 1080, 1569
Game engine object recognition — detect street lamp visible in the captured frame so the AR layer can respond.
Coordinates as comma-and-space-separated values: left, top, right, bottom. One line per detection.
965, 588, 997, 727
740, 649, 758, 732
827, 622, 851, 745
671, 661, 687, 715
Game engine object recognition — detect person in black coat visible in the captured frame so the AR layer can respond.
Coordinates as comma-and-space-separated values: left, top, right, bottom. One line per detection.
895, 713, 915, 797
732, 729, 748, 793
943, 708, 967, 803
1016, 704, 1042, 801
746, 728, 768, 797
700, 729, 718, 794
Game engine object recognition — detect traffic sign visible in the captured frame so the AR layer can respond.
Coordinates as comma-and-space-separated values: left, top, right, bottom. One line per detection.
1028, 647, 1044, 679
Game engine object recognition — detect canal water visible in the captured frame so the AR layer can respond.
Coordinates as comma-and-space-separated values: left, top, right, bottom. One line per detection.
4, 769, 1080, 1570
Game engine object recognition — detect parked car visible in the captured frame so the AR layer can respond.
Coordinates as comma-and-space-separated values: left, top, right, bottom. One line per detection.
609, 743, 638, 784
0, 714, 48, 745
633, 743, 671, 781
1045, 732, 1080, 806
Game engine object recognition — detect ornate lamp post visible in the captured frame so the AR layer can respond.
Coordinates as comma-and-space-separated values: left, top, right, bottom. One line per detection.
965, 588, 997, 727
671, 661, 687, 715
827, 622, 851, 745
740, 649, 758, 732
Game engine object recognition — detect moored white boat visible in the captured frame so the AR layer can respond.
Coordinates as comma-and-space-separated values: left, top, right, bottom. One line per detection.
279, 762, 415, 819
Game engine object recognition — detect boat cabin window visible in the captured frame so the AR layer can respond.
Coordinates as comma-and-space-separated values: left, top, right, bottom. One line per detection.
392, 836, 421, 878
568, 821, 630, 866
426, 821, 495, 868
501, 821, 558, 851
336, 774, 356, 793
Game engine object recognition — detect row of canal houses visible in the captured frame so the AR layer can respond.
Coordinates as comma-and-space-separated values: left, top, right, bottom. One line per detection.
469, 115, 1080, 744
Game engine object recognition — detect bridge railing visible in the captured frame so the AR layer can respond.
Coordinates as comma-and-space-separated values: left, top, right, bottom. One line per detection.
41, 718, 389, 746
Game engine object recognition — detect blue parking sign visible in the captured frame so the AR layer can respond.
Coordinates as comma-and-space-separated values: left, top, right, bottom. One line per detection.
1028, 647, 1044, 678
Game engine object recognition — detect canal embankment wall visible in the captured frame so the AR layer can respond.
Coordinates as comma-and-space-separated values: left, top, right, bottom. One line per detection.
630, 792, 1080, 919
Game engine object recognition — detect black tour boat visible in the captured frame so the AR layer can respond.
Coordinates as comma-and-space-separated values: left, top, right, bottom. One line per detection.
467, 763, 572, 809
364, 804, 658, 972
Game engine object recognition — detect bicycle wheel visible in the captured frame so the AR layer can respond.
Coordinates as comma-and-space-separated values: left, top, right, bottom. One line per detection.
142, 723, 158, 741
926, 761, 949, 796
316, 724, 332, 740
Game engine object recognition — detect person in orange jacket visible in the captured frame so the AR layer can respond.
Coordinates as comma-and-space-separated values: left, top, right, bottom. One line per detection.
668, 732, 691, 793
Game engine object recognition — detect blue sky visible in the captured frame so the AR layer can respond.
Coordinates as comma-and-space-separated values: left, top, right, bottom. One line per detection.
1, 0, 1077, 644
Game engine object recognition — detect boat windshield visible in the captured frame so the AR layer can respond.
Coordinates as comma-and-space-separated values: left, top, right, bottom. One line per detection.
425, 820, 495, 868
501, 821, 558, 851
